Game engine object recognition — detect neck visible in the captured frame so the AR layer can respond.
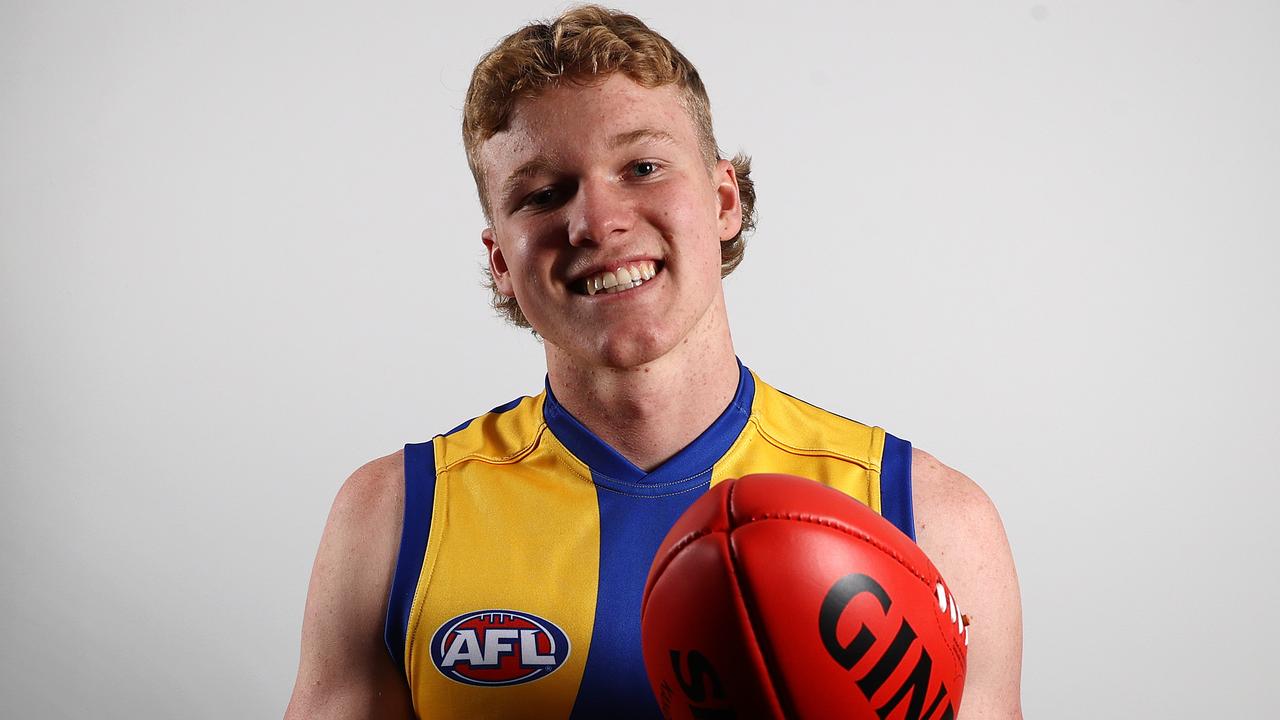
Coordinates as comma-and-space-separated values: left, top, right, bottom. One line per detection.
544, 303, 740, 472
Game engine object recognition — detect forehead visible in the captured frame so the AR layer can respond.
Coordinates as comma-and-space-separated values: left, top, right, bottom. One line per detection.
477, 74, 699, 177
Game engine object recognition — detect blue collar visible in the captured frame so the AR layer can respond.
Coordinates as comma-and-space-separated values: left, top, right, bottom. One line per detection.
542, 360, 755, 493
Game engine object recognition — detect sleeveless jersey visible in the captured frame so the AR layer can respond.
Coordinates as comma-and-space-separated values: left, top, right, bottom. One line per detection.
384, 362, 914, 720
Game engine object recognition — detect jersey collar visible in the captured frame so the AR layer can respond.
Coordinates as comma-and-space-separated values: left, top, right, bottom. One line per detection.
542, 359, 755, 491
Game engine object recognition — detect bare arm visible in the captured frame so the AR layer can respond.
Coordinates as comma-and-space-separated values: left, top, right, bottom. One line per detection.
913, 448, 1024, 720
285, 451, 417, 720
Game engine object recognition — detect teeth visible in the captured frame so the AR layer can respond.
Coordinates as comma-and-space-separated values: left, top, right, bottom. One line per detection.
582, 261, 658, 296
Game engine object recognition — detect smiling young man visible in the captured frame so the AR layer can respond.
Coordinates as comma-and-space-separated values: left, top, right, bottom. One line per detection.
286, 6, 1022, 720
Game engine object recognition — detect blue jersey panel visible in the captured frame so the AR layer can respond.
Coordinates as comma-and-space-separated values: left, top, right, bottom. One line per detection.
879, 432, 915, 541
568, 475, 710, 720
385, 440, 437, 670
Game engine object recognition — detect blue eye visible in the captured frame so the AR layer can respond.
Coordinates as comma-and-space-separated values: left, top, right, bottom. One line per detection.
633, 161, 657, 177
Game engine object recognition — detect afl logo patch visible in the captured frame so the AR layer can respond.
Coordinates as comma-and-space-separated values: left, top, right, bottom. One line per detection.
430, 609, 570, 686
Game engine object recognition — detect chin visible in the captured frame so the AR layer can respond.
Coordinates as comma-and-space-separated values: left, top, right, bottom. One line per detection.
562, 326, 674, 371
597, 336, 668, 370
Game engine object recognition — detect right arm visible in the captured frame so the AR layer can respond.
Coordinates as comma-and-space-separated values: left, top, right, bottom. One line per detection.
285, 450, 417, 720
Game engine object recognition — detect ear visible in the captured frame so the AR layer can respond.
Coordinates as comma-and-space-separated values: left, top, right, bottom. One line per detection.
482, 228, 516, 297
713, 158, 743, 241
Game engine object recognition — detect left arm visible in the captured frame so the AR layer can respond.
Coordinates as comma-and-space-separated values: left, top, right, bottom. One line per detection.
912, 448, 1024, 719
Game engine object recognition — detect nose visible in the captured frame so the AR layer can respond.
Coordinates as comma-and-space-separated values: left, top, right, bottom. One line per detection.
567, 176, 632, 247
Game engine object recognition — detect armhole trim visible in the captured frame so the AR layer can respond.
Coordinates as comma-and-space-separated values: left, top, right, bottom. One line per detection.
384, 440, 436, 677
880, 433, 916, 542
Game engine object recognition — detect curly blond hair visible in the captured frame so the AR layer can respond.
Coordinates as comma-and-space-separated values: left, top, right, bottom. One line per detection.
463, 4, 757, 329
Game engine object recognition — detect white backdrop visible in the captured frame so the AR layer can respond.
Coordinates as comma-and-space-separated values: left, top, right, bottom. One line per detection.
3, 1, 1277, 717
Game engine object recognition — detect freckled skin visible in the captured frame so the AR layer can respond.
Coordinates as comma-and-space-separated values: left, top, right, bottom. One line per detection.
479, 75, 739, 372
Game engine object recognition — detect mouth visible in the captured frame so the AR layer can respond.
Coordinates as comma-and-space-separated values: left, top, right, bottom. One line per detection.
573, 260, 662, 296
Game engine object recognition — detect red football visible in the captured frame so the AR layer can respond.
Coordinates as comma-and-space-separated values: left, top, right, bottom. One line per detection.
641, 474, 968, 720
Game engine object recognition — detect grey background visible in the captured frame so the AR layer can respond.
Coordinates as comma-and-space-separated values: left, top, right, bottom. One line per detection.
3, 1, 1277, 717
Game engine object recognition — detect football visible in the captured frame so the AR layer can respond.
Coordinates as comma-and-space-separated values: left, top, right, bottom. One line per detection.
641, 474, 968, 719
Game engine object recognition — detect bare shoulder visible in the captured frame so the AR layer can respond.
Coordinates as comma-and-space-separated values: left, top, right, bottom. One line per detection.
911, 448, 1004, 561
911, 447, 1024, 719
304, 450, 407, 599
285, 449, 415, 720
329, 449, 407, 539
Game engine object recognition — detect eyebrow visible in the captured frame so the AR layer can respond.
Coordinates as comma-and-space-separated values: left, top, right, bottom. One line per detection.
608, 127, 678, 149
497, 128, 679, 206
499, 157, 559, 207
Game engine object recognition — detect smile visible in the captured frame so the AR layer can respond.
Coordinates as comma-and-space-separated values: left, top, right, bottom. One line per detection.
579, 260, 659, 296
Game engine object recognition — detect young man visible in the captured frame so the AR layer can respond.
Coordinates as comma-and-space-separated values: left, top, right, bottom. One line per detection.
286, 6, 1022, 719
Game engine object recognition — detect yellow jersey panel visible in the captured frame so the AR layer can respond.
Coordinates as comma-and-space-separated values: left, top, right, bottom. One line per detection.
710, 372, 886, 514
405, 396, 598, 719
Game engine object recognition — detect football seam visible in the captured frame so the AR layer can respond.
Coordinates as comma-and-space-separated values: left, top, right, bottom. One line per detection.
649, 512, 937, 602
735, 512, 937, 590
648, 527, 716, 591
726, 480, 797, 720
